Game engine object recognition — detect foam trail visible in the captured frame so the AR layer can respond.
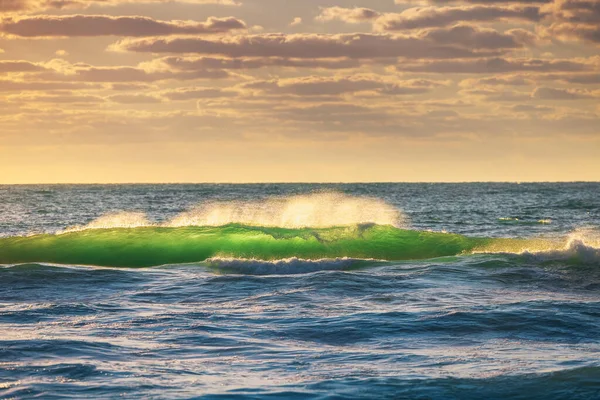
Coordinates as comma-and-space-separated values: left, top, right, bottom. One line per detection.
205, 257, 380, 275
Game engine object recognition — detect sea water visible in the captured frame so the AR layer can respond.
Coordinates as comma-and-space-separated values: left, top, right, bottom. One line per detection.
0, 183, 599, 399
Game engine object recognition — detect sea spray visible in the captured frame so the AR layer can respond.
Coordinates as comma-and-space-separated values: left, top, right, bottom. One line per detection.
61, 192, 406, 233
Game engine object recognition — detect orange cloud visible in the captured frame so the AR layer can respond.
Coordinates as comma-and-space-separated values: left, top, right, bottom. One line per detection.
0, 15, 246, 37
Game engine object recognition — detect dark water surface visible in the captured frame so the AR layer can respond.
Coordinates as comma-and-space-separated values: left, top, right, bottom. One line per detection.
1, 183, 599, 399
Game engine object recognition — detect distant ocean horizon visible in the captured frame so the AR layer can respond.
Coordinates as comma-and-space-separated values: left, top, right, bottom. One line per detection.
3, 180, 600, 184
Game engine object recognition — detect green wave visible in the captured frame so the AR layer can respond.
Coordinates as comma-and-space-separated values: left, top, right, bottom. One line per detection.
0, 224, 509, 268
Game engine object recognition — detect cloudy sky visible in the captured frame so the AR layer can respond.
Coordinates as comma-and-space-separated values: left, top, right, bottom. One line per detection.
1, 0, 599, 183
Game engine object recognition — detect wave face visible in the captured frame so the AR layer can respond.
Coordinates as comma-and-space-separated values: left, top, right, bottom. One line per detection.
3, 223, 599, 269
0, 224, 488, 268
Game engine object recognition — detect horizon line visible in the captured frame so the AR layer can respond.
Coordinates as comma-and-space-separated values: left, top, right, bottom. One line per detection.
1, 180, 599, 185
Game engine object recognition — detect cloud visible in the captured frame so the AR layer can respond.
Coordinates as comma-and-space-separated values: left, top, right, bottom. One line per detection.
533, 86, 599, 99
317, 5, 545, 34
541, 0, 600, 44
0, 80, 101, 91
108, 94, 162, 103
3, 0, 598, 157
0, 15, 247, 37
316, 7, 381, 24
396, 0, 553, 4
461, 87, 532, 101
417, 24, 535, 49
110, 83, 154, 91
33, 60, 232, 82
266, 103, 391, 125
0, 0, 238, 13
376, 5, 544, 31
461, 75, 534, 86
163, 87, 239, 100
240, 75, 442, 96
0, 60, 46, 72
545, 22, 600, 44
546, 72, 600, 84
396, 57, 595, 73
463, 71, 600, 86
111, 32, 508, 59
9, 93, 105, 103
0, 0, 31, 12
151, 56, 363, 71
511, 104, 554, 112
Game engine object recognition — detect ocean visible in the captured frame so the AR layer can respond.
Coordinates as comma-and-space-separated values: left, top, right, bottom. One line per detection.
1, 183, 599, 399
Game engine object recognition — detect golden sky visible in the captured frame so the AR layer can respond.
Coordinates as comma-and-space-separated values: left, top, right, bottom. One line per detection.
1, 0, 599, 183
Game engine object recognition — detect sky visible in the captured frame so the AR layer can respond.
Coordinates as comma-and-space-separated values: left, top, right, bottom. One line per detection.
0, 0, 599, 183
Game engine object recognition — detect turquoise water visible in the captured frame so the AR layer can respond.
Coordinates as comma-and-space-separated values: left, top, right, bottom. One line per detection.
1, 183, 599, 399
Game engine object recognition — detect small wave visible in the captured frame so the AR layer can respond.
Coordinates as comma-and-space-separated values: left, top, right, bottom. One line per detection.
205, 257, 382, 275
518, 235, 600, 265
475, 229, 600, 265
497, 217, 552, 225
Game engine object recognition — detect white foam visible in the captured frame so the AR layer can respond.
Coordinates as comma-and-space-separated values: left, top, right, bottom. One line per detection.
476, 228, 600, 265
521, 239, 600, 264
519, 229, 600, 264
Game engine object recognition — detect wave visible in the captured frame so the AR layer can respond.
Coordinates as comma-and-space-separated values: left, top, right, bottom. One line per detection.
498, 217, 552, 225
1, 223, 599, 269
2, 192, 598, 270
474, 228, 600, 264
0, 224, 485, 268
506, 230, 600, 265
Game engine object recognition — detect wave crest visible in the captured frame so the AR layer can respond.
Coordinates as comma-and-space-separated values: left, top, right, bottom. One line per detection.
61, 192, 405, 233
475, 228, 600, 265
519, 229, 600, 265
168, 192, 404, 229
520, 239, 600, 264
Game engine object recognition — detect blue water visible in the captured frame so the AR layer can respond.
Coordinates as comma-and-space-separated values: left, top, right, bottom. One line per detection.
1, 183, 599, 399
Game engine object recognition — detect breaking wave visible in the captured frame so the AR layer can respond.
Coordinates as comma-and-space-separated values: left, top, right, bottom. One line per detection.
0, 193, 597, 271
1, 223, 599, 269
